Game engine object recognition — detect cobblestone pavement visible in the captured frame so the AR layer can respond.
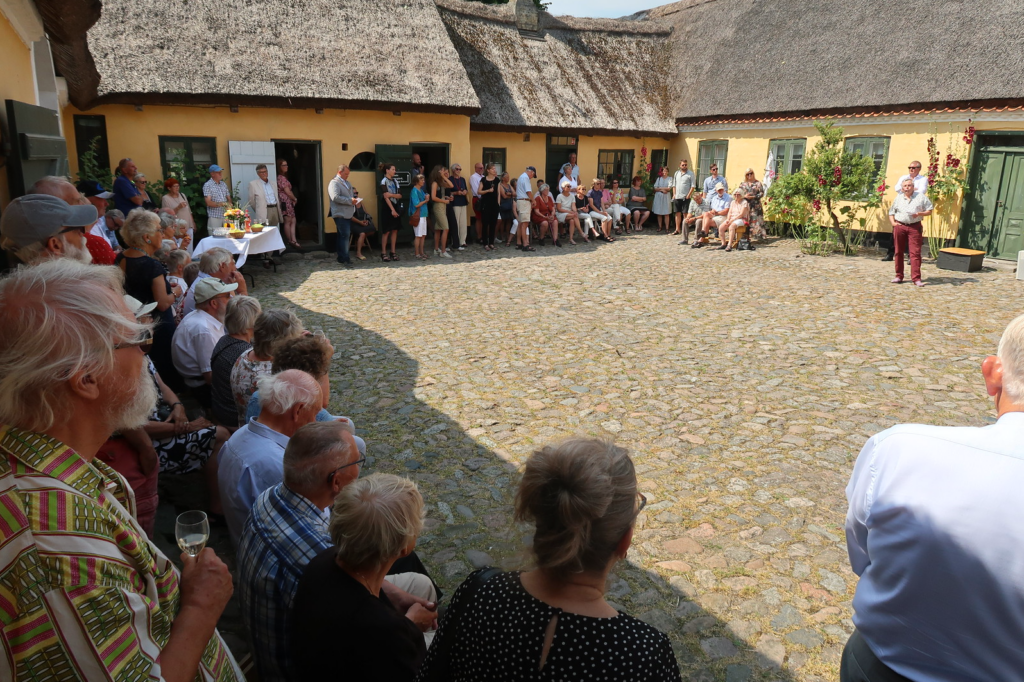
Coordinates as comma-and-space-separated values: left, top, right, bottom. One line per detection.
172, 234, 1021, 681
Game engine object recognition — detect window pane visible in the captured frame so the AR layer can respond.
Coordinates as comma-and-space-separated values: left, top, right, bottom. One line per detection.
191, 142, 213, 165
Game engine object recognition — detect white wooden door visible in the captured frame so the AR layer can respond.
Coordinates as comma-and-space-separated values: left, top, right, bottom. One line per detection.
229, 141, 278, 224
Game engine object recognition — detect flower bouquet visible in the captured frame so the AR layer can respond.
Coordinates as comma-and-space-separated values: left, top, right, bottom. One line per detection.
223, 208, 247, 238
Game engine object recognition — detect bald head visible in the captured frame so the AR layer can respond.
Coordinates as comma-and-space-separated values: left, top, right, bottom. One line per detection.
30, 176, 82, 205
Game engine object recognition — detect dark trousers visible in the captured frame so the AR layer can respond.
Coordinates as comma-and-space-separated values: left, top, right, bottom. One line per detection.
893, 221, 923, 282
482, 204, 498, 245
841, 630, 911, 682
334, 216, 351, 263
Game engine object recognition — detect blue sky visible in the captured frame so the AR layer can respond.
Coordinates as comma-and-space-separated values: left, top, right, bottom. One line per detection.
544, 0, 667, 18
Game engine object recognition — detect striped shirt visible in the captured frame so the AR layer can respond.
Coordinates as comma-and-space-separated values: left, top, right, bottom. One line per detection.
0, 425, 242, 681
237, 482, 331, 682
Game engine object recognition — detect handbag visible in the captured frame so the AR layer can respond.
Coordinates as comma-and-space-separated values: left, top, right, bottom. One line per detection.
409, 214, 419, 227
420, 567, 502, 681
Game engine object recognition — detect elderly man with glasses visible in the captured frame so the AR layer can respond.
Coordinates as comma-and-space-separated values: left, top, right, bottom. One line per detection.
0, 193, 96, 265
883, 161, 929, 261
0, 259, 242, 682
237, 421, 437, 682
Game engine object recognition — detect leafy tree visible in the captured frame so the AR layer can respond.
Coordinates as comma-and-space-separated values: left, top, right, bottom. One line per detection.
766, 120, 885, 254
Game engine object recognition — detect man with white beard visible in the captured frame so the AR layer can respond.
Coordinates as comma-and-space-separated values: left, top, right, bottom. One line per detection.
0, 193, 95, 264
0, 259, 243, 681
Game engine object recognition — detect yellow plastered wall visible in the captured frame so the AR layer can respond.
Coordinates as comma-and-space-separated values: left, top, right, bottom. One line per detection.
468, 131, 546, 179
62, 104, 472, 233
680, 118, 1024, 235
576, 135, 672, 187
0, 14, 37, 208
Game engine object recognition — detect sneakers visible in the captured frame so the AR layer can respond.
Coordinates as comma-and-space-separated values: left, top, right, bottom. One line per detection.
457, 245, 466, 251
441, 250, 452, 259
434, 248, 441, 256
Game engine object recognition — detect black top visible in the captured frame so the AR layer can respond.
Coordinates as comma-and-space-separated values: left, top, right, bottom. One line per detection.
480, 178, 499, 210
450, 177, 468, 207
116, 253, 174, 329
415, 570, 681, 682
209, 336, 249, 427
291, 548, 427, 681
574, 196, 589, 212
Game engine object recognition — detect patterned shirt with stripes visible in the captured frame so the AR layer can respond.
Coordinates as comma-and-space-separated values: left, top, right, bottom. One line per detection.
0, 425, 242, 682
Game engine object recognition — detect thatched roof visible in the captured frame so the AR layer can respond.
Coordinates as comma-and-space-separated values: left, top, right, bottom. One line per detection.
436, 0, 676, 136
49, 0, 480, 113
634, 0, 1024, 124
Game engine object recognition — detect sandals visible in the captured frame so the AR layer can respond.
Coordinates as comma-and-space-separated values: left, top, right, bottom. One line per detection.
391, 252, 400, 261
569, 240, 577, 246
381, 253, 391, 262
523, 245, 536, 251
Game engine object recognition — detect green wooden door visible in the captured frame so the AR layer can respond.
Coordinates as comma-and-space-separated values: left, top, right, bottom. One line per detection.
4, 99, 69, 197
375, 145, 413, 243
959, 148, 1024, 259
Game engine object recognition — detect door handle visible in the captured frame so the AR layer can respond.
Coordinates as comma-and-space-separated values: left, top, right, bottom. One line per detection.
996, 201, 1004, 207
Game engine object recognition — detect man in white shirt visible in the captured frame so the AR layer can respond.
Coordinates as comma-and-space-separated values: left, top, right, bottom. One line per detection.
516, 166, 536, 226
183, 247, 248, 316
248, 164, 280, 227
672, 159, 696, 239
698, 183, 731, 242
172, 277, 236, 407
568, 152, 580, 182
469, 162, 484, 244
887, 178, 933, 286
883, 160, 930, 262
843, 313, 1024, 682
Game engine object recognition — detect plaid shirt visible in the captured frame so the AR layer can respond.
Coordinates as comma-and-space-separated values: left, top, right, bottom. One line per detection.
237, 482, 331, 682
0, 425, 242, 681
203, 179, 230, 221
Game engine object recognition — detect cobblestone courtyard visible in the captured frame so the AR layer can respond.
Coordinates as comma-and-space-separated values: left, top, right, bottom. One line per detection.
206, 235, 1021, 681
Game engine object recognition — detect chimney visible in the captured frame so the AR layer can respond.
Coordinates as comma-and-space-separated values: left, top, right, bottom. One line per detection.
514, 0, 544, 40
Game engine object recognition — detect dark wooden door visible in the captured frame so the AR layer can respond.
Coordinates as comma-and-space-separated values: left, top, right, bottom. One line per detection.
375, 144, 413, 242
5, 99, 68, 197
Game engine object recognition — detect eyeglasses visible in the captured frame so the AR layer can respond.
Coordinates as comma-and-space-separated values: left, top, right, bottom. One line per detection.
113, 328, 153, 350
326, 456, 366, 482
909, 166, 921, 170
635, 492, 648, 517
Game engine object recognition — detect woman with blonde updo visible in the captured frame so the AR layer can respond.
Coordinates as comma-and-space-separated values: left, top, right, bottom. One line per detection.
416, 439, 681, 682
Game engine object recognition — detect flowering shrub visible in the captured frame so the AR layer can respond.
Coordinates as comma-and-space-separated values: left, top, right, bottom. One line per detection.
923, 121, 974, 257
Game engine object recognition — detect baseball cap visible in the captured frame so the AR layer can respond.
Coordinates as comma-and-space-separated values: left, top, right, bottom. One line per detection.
123, 294, 158, 318
193, 277, 238, 303
208, 164, 223, 173
76, 179, 113, 199
714, 182, 725, 191
0, 195, 97, 249
526, 166, 537, 172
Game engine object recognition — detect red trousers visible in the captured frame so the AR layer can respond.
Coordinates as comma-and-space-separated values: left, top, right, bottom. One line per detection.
893, 221, 923, 282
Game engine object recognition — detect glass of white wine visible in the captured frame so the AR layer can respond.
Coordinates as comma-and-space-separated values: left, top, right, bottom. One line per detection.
175, 510, 209, 558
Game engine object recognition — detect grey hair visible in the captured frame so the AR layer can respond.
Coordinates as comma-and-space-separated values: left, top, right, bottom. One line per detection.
998, 313, 1024, 402
163, 249, 190, 273
257, 369, 320, 416
252, 309, 303, 358
283, 421, 353, 491
121, 208, 161, 249
539, 184, 549, 193
107, 209, 125, 221
158, 212, 176, 229
0, 260, 150, 432
562, 164, 572, 175
330, 473, 424, 571
198, 247, 233, 274
255, 163, 268, 172
224, 295, 262, 335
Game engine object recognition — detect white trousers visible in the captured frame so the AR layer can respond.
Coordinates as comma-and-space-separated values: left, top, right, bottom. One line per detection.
453, 205, 468, 246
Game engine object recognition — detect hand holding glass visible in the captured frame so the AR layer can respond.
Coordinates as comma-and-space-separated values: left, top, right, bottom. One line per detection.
176, 510, 210, 557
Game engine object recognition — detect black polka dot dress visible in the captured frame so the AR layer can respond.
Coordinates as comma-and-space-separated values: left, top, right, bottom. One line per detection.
415, 570, 681, 682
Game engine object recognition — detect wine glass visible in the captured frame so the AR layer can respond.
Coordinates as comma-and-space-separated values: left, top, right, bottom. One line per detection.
311, 328, 326, 341
175, 510, 209, 558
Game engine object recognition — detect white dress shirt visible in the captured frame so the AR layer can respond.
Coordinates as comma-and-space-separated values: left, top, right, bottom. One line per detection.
262, 179, 276, 205
846, 412, 1024, 682
181, 271, 211, 316
218, 418, 290, 546
171, 309, 225, 387
469, 172, 482, 198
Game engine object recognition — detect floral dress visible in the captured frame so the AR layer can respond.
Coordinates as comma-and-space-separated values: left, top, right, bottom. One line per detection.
278, 174, 296, 218
738, 180, 765, 239
146, 358, 217, 475
231, 351, 273, 423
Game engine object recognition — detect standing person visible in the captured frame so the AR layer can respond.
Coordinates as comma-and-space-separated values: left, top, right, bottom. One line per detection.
884, 161, 929, 262
449, 164, 469, 251
532, 184, 558, 247
567, 152, 580, 182
842, 313, 1024, 682
652, 167, 672, 232
702, 162, 727, 196
113, 157, 144, 215
498, 172, 514, 245
430, 166, 453, 259
469, 162, 484, 245
557, 163, 577, 193
248, 164, 281, 228
277, 159, 301, 249
328, 165, 355, 267
672, 159, 695, 237
410, 153, 425, 179
118, 208, 182, 388
134, 173, 157, 211
162, 177, 195, 253
738, 168, 765, 241
478, 163, 500, 251
556, 181, 584, 245
0, 259, 242, 682
888, 178, 933, 287
203, 164, 232, 233
627, 176, 650, 231
379, 163, 403, 262
516, 166, 536, 246
409, 174, 429, 259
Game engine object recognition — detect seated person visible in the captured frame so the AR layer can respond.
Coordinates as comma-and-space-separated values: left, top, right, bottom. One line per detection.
291, 474, 437, 680
555, 182, 585, 245
170, 277, 236, 407
351, 189, 376, 261
627, 175, 650, 230
162, 248, 191, 323
210, 295, 262, 428
607, 179, 632, 232
532, 184, 558, 246
218, 369, 322, 545
717, 188, 750, 252
240, 422, 437, 682
586, 182, 614, 242
231, 309, 304, 424
684, 192, 708, 246
700, 183, 731, 243
417, 439, 681, 681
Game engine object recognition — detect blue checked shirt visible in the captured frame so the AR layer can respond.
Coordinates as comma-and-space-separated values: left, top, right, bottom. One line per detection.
237, 482, 332, 682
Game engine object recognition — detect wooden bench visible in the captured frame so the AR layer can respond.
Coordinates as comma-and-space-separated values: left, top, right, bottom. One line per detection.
937, 248, 985, 272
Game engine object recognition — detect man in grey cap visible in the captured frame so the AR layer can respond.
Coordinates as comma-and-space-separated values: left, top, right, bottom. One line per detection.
203, 164, 232, 233
172, 277, 237, 408
0, 194, 96, 265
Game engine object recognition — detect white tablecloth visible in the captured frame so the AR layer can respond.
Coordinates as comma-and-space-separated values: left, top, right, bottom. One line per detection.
192, 225, 285, 268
